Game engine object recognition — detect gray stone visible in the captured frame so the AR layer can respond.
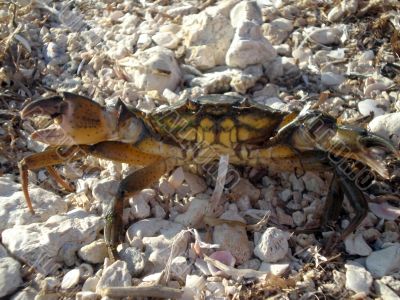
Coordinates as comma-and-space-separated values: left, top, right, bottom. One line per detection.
366, 244, 400, 278
118, 247, 145, 277
0, 257, 22, 297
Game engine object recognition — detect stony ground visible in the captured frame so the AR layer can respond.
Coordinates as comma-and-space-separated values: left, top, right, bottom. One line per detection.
0, 0, 400, 299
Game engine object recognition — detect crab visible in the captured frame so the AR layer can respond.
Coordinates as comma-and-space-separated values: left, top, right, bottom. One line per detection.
19, 92, 399, 255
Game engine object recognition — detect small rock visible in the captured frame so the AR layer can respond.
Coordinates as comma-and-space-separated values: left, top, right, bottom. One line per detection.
0, 244, 8, 258
118, 46, 181, 93
92, 179, 119, 209
190, 69, 232, 94
364, 82, 388, 98
327, 0, 358, 22
76, 291, 100, 300
159, 176, 176, 195
40, 276, 60, 292
212, 210, 252, 264
382, 231, 400, 244
345, 261, 373, 294
308, 27, 341, 45
374, 279, 400, 300
230, 65, 263, 93
236, 195, 251, 211
292, 211, 305, 227
345, 233, 372, 256
82, 276, 99, 292
174, 197, 209, 227
181, 9, 234, 70
96, 261, 131, 293
2, 210, 103, 275
366, 243, 400, 278
230, 178, 260, 202
168, 167, 185, 189
254, 227, 289, 263
321, 72, 345, 86
230, 0, 262, 28
288, 173, 305, 192
368, 112, 400, 146
130, 194, 151, 219
279, 189, 292, 202
118, 247, 145, 277
226, 21, 276, 69
0, 257, 22, 297
183, 172, 207, 194
259, 262, 290, 276
238, 258, 261, 270
126, 218, 184, 240
61, 268, 81, 290
78, 240, 108, 264
302, 172, 326, 194
10, 287, 37, 300
137, 34, 152, 50
152, 32, 180, 49
262, 18, 293, 45
171, 256, 191, 281
0, 176, 67, 232
276, 207, 294, 226
358, 99, 385, 118
145, 232, 189, 271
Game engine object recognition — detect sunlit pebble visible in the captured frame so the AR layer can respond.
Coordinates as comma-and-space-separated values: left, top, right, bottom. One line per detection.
61, 268, 81, 290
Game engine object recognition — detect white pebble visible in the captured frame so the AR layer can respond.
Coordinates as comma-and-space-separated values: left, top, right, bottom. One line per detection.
259, 262, 290, 276
368, 112, 400, 145
78, 240, 108, 264
358, 99, 385, 117
254, 227, 290, 262
96, 261, 131, 293
226, 21, 277, 69
345, 261, 373, 294
61, 268, 81, 290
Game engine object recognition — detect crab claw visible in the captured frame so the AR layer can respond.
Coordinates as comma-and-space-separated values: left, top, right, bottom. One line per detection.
21, 92, 118, 146
330, 126, 399, 179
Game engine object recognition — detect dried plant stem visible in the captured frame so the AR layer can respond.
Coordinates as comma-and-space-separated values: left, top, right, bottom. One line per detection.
100, 285, 184, 298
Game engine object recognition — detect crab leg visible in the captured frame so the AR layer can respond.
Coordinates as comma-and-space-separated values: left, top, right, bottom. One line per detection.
104, 157, 177, 257
322, 173, 344, 228
335, 163, 368, 238
46, 166, 75, 192
19, 145, 84, 213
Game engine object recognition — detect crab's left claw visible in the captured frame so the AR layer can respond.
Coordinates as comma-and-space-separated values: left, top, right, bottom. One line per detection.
291, 111, 399, 179
21, 92, 118, 146
329, 126, 400, 179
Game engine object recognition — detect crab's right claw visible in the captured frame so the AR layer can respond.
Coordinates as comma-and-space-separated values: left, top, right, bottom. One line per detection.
21, 92, 118, 146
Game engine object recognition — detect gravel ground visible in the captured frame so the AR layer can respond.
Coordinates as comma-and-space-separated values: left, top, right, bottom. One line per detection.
0, 0, 400, 299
